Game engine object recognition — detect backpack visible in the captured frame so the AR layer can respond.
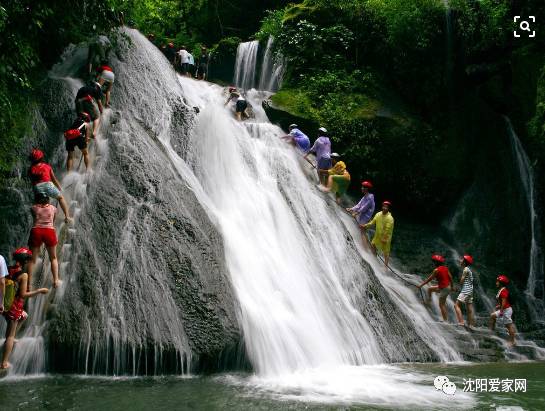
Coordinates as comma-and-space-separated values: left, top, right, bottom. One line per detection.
64, 122, 86, 140
3, 266, 21, 312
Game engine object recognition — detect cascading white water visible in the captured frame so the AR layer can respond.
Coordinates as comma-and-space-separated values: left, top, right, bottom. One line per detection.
505, 118, 544, 320
258, 37, 285, 92
233, 41, 259, 90
175, 75, 471, 406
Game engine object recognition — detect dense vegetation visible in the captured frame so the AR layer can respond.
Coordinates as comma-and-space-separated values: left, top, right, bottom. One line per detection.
257, 0, 544, 217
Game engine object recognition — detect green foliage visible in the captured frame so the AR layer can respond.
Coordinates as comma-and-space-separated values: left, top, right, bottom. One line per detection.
255, 9, 285, 41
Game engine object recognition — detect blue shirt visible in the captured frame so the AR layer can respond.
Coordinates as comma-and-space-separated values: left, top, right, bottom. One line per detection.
349, 193, 375, 224
290, 128, 310, 152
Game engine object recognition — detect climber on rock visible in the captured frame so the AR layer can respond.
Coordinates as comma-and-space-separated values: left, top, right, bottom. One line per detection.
347, 180, 375, 246
96, 60, 115, 107
490, 275, 516, 347
28, 149, 72, 224
64, 112, 91, 171
304, 127, 331, 186
318, 153, 351, 204
26, 192, 61, 289
362, 201, 395, 268
417, 254, 453, 322
75, 81, 103, 138
454, 255, 475, 328
281, 124, 310, 152
1, 248, 48, 370
225, 90, 248, 121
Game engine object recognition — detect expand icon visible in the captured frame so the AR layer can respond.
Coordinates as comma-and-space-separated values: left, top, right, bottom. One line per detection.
514, 16, 536, 38
434, 375, 457, 395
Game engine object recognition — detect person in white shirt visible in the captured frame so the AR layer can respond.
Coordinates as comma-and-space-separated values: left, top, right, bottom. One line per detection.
0, 254, 8, 314
177, 46, 190, 76
188, 52, 195, 78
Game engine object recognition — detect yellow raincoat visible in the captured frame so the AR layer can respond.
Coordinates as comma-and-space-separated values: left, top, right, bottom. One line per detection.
363, 211, 394, 254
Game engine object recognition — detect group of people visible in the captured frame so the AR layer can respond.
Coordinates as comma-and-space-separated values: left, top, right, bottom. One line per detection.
147, 34, 210, 80
0, 47, 115, 370
282, 124, 394, 267
281, 123, 517, 346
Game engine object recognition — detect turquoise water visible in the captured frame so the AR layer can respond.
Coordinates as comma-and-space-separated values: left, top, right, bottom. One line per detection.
1, 362, 543, 410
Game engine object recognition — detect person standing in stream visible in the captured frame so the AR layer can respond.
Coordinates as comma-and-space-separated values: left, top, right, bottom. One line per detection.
304, 127, 331, 186
362, 201, 394, 267
417, 254, 454, 322
1, 248, 48, 370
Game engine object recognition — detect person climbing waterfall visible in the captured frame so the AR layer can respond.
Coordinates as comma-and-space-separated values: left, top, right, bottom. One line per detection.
65, 112, 91, 171
362, 201, 394, 268
318, 153, 351, 204
96, 60, 115, 107
304, 127, 331, 186
28, 149, 72, 223
347, 181, 375, 246
1, 248, 48, 370
225, 90, 248, 121
489, 275, 516, 347
197, 46, 209, 80
281, 124, 310, 152
454, 255, 475, 328
417, 254, 454, 322
0, 254, 7, 315
75, 81, 103, 139
26, 192, 61, 289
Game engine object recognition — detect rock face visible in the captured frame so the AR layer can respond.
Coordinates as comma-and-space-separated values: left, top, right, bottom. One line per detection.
1, 29, 242, 375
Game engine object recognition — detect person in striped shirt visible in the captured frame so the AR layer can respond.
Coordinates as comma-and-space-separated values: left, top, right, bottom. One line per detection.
454, 255, 475, 327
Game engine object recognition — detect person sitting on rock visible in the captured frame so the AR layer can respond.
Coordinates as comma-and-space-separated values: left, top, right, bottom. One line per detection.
1, 248, 48, 370
417, 254, 453, 322
281, 124, 311, 152
489, 275, 516, 347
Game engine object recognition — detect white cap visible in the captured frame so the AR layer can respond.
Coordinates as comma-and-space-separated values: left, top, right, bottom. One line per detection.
331, 152, 341, 158
318, 127, 327, 133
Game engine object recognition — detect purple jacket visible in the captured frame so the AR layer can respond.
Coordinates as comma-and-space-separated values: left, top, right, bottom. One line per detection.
309, 136, 331, 160
349, 193, 375, 225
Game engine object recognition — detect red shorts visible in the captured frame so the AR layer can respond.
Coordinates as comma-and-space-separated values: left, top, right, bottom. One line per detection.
29, 227, 58, 248
4, 298, 27, 322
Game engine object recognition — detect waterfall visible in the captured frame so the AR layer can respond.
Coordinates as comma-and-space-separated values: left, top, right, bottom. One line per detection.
258, 37, 285, 92
442, 0, 454, 105
233, 40, 259, 90
178, 79, 470, 406
505, 118, 544, 321
233, 38, 285, 91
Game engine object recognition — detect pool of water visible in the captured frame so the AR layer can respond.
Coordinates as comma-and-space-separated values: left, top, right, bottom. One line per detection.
1, 362, 543, 410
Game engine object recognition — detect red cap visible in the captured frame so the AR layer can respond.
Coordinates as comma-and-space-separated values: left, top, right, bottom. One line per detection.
361, 181, 373, 189
30, 149, 44, 162
431, 254, 446, 263
497, 275, 509, 285
168, 42, 174, 47
12, 247, 33, 260
463, 255, 474, 265
382, 200, 392, 207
